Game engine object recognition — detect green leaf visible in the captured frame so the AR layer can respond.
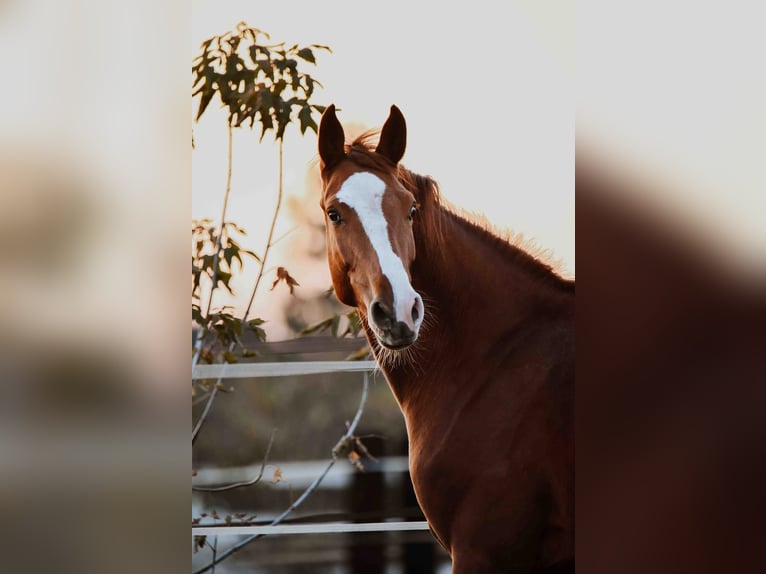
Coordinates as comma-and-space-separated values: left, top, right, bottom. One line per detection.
225, 221, 246, 234
192, 305, 205, 327
222, 245, 234, 266
296, 47, 315, 64
300, 316, 335, 336
297, 105, 316, 134
216, 270, 234, 293
241, 249, 260, 262
199, 254, 214, 273
249, 326, 267, 341
257, 108, 274, 141
246, 318, 267, 341
195, 87, 215, 122
310, 44, 332, 53
273, 79, 287, 96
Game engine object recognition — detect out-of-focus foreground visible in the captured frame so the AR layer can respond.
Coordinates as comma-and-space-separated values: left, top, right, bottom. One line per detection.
578, 2, 766, 571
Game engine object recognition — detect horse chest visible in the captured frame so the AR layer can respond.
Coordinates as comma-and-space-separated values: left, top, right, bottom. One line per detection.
400, 370, 558, 550
404, 408, 504, 538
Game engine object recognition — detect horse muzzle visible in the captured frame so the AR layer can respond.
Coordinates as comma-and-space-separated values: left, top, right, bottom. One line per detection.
369, 299, 419, 350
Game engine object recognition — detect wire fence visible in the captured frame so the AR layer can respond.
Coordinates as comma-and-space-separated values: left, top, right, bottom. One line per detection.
192, 359, 438, 574
192, 360, 378, 381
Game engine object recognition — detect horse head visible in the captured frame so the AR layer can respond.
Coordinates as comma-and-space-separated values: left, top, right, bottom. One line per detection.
317, 104, 424, 350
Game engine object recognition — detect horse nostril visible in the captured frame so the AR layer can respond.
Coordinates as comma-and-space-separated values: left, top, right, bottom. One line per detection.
371, 300, 392, 330
411, 302, 420, 322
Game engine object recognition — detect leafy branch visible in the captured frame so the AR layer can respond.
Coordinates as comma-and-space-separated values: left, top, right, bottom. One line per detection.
300, 310, 363, 338
192, 21, 330, 137
192, 20, 330, 441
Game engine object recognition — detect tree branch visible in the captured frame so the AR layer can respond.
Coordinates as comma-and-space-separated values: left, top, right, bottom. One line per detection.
192, 384, 219, 445
192, 123, 235, 369
192, 139, 285, 444
193, 372, 370, 574
243, 138, 284, 320
193, 429, 278, 492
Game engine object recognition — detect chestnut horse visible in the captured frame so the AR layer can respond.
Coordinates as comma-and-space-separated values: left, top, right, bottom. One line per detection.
317, 105, 574, 573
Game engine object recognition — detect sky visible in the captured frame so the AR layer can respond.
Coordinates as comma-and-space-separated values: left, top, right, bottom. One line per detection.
192, 0, 575, 339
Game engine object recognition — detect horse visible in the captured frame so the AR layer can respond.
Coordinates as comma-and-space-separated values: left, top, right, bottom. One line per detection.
317, 104, 575, 573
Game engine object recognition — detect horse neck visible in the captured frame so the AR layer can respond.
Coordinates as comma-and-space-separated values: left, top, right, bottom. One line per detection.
375, 205, 572, 409
416, 206, 569, 322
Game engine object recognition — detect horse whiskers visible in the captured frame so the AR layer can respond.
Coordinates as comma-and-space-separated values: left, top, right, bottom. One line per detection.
366, 306, 433, 377
376, 343, 420, 374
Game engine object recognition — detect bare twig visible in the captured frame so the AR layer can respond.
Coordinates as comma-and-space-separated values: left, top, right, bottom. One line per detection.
269, 225, 298, 248
192, 140, 286, 444
193, 391, 213, 407
193, 123, 234, 369
193, 429, 278, 492
244, 138, 284, 319
193, 372, 371, 574
192, 384, 220, 444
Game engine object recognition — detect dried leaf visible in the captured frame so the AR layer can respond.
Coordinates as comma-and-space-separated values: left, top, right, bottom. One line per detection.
193, 535, 206, 553
272, 468, 283, 483
348, 450, 364, 472
270, 266, 300, 294
355, 438, 379, 463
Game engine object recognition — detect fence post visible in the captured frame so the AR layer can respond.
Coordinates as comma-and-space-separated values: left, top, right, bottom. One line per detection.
349, 435, 385, 574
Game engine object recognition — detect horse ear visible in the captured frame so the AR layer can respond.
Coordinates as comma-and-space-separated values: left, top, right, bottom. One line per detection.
318, 104, 346, 170
376, 105, 407, 165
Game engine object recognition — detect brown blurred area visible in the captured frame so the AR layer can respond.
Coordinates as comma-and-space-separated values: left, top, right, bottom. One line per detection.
576, 1, 766, 570
576, 154, 766, 573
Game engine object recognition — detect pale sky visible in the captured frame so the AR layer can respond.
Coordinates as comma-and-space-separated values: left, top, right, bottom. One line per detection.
192, 0, 576, 338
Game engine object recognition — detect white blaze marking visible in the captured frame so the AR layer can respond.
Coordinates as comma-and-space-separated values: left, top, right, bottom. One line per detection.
336, 172, 421, 331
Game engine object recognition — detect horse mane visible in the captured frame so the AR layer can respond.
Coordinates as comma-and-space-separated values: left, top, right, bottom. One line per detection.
346, 132, 574, 291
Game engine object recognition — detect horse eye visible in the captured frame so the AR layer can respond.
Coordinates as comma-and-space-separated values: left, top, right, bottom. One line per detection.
327, 209, 342, 225
409, 205, 417, 220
